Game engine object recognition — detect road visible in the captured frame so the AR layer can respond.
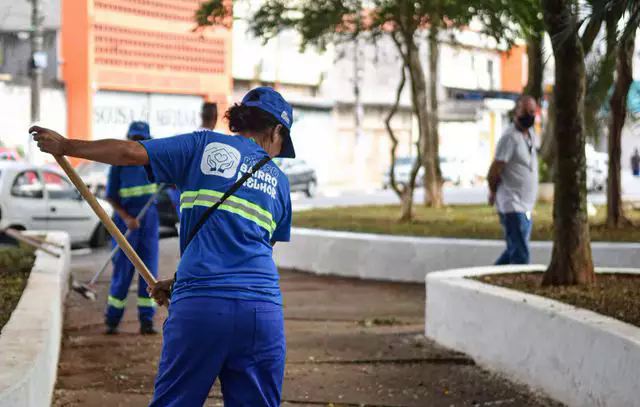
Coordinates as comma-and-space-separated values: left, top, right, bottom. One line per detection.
54, 239, 560, 406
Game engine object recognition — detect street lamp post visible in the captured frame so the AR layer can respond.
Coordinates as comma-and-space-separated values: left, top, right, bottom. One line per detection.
29, 0, 45, 163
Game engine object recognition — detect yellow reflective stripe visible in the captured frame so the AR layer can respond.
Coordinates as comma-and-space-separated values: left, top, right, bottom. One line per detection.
137, 297, 156, 307
217, 203, 275, 233
181, 189, 274, 223
108, 295, 126, 309
119, 183, 158, 198
180, 189, 277, 234
181, 200, 276, 234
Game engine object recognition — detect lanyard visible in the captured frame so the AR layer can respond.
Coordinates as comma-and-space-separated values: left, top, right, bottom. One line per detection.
522, 133, 534, 171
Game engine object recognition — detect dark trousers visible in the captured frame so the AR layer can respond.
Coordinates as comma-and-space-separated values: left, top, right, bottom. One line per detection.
495, 212, 532, 265
150, 297, 286, 407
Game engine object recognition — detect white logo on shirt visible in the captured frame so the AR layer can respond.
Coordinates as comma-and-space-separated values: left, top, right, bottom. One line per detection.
200, 142, 241, 179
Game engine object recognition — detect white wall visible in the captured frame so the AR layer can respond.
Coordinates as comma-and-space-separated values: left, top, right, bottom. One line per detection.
622, 121, 640, 170
232, 2, 330, 88
0, 83, 66, 164
440, 45, 502, 91
426, 266, 640, 407
93, 90, 203, 140
0, 232, 70, 407
274, 228, 640, 283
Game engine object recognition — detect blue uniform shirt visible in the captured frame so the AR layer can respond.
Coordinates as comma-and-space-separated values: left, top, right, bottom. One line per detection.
105, 165, 158, 215
140, 131, 292, 305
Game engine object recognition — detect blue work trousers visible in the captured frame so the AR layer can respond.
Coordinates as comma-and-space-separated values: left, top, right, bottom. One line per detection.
105, 208, 159, 326
150, 297, 286, 407
495, 212, 532, 265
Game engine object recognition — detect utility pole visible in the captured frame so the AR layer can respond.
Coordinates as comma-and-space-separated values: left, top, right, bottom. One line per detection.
353, 36, 364, 143
29, 0, 45, 163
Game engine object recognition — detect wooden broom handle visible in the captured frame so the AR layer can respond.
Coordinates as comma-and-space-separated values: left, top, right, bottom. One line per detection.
3, 228, 61, 258
54, 156, 157, 287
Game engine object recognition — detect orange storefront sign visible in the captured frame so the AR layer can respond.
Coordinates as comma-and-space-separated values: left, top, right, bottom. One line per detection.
61, 0, 232, 141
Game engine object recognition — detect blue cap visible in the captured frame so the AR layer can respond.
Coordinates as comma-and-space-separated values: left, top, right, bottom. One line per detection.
241, 87, 295, 158
126, 121, 151, 140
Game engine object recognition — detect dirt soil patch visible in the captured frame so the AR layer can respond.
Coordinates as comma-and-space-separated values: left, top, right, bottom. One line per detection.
476, 273, 640, 328
294, 204, 640, 242
0, 245, 36, 332
54, 239, 561, 406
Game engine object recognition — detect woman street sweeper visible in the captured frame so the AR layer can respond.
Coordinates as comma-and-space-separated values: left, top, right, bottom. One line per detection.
30, 86, 294, 406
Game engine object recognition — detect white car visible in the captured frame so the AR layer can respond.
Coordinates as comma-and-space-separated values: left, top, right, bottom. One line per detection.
440, 156, 477, 186
0, 161, 112, 246
586, 144, 608, 192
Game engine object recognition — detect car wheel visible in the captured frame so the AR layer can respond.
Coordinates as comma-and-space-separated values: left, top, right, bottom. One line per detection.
305, 181, 317, 198
89, 224, 109, 248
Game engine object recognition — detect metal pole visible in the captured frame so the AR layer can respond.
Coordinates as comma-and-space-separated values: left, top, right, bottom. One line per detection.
353, 35, 363, 143
29, 0, 44, 163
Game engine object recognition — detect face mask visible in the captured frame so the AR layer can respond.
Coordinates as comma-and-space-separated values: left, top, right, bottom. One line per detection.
518, 113, 535, 129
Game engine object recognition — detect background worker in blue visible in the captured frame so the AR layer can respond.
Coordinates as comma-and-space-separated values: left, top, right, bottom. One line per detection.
30, 87, 294, 406
104, 121, 159, 335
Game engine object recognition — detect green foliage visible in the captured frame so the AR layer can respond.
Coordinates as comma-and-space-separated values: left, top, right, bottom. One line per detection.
0, 245, 36, 273
195, 0, 229, 28
0, 246, 35, 332
195, 0, 528, 50
538, 155, 551, 182
474, 0, 545, 47
293, 204, 640, 242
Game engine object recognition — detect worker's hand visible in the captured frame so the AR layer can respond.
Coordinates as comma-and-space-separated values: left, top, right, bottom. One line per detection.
29, 126, 67, 155
148, 278, 173, 307
488, 191, 496, 206
124, 215, 140, 231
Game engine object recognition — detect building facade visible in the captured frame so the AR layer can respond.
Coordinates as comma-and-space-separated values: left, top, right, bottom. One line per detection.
231, 5, 527, 190
0, 0, 232, 160
63, 0, 232, 141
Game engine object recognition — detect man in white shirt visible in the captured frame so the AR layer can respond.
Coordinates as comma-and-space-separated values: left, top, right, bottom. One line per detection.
487, 95, 539, 264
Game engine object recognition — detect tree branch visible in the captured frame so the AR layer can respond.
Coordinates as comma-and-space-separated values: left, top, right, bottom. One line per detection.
385, 66, 407, 198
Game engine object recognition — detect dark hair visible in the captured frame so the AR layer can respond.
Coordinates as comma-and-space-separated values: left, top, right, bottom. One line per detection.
225, 104, 290, 139
201, 102, 218, 121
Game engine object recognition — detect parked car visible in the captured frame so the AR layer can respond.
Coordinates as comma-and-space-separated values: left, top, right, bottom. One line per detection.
76, 161, 179, 234
382, 156, 476, 189
586, 144, 608, 192
382, 157, 424, 189
0, 161, 112, 247
273, 158, 318, 197
440, 156, 477, 186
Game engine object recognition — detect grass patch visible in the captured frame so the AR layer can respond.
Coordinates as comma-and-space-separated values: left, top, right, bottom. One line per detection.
0, 245, 36, 333
293, 204, 640, 242
476, 273, 640, 328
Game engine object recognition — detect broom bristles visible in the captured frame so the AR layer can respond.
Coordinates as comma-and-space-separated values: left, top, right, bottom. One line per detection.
71, 280, 97, 301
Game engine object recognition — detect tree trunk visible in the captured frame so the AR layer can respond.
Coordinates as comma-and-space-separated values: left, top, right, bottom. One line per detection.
606, 29, 636, 227
423, 21, 443, 208
390, 31, 423, 222
542, 0, 595, 286
385, 66, 413, 220
524, 33, 544, 104
399, 187, 414, 221
398, 31, 432, 211
540, 95, 556, 177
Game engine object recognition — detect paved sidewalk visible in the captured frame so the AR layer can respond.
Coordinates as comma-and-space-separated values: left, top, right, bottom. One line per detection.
53, 238, 560, 406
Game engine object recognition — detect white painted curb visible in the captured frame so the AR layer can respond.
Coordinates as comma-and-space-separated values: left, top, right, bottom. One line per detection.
0, 232, 71, 407
274, 228, 640, 282
425, 265, 640, 407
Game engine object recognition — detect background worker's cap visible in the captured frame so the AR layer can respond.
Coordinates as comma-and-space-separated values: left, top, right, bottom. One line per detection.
126, 121, 151, 140
241, 87, 295, 158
